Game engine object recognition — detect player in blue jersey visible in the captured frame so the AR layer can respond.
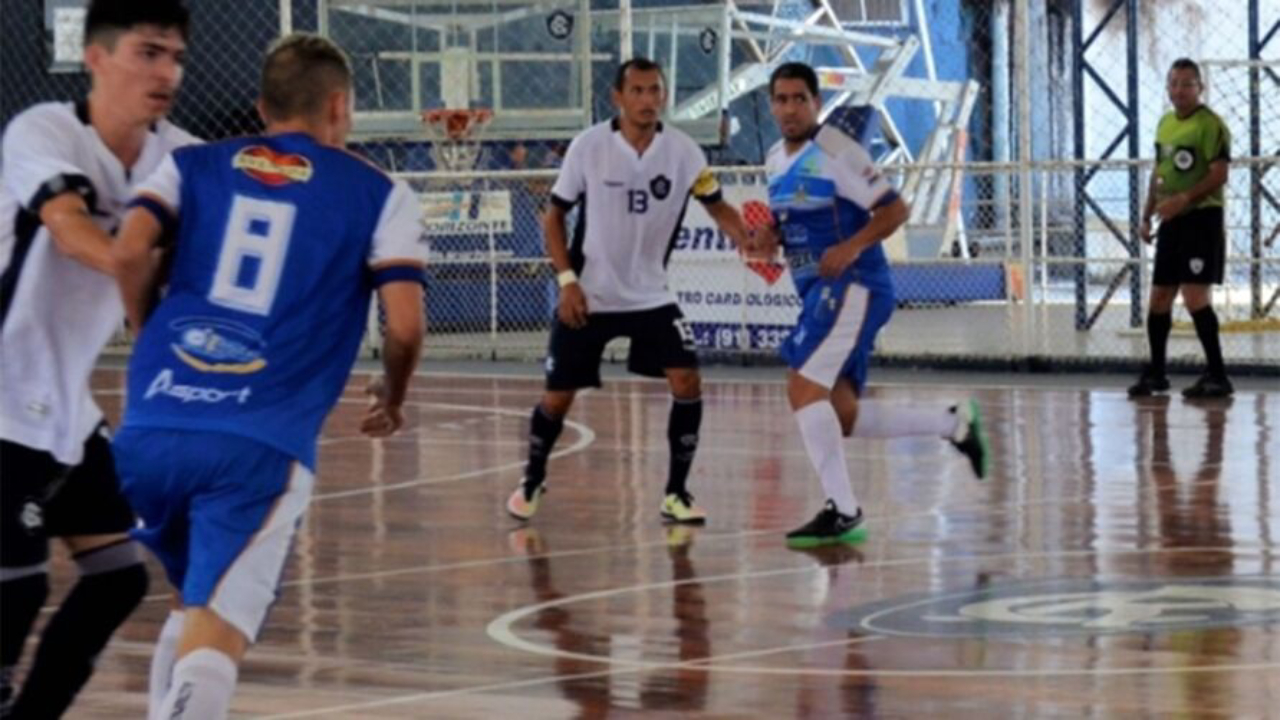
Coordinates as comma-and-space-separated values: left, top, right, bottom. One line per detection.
762, 63, 988, 548
110, 34, 427, 719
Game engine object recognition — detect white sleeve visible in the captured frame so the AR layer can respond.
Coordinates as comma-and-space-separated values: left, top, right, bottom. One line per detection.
549, 134, 588, 208
135, 153, 183, 213
1, 110, 94, 213
368, 179, 427, 268
829, 142, 897, 209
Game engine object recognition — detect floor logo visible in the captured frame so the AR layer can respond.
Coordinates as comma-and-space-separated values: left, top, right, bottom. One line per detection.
834, 576, 1280, 638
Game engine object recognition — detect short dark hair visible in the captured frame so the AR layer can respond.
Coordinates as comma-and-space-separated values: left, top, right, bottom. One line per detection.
259, 34, 353, 122
769, 62, 819, 98
614, 57, 665, 91
84, 0, 190, 47
1169, 58, 1202, 81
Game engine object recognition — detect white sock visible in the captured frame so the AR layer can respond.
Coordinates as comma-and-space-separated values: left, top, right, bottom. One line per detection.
156, 648, 238, 720
795, 401, 858, 514
852, 401, 956, 439
148, 610, 186, 720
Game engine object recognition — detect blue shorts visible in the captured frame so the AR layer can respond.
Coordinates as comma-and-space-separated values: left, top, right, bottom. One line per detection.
780, 279, 894, 393
113, 427, 314, 642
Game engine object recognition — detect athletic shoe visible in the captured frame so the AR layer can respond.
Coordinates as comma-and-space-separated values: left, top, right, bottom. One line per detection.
949, 399, 990, 480
785, 501, 866, 548
506, 480, 546, 521
660, 492, 708, 525
665, 524, 698, 548
1128, 369, 1171, 397
1181, 373, 1234, 399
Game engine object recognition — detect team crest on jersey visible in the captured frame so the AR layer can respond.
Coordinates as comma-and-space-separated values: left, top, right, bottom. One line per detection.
233, 146, 314, 186
649, 174, 672, 200
1173, 147, 1196, 171
169, 317, 268, 374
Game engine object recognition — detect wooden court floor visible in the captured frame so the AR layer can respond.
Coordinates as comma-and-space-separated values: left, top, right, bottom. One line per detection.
47, 368, 1280, 718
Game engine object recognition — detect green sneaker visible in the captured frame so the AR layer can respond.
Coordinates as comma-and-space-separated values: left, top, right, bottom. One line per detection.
949, 399, 990, 480
660, 492, 707, 525
785, 501, 867, 549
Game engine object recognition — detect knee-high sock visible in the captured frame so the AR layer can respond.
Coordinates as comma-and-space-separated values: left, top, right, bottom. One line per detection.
1190, 306, 1226, 378
795, 402, 858, 514
852, 401, 956, 439
1148, 312, 1173, 374
148, 610, 186, 720
666, 397, 702, 496
156, 648, 238, 720
12, 541, 148, 719
523, 405, 565, 489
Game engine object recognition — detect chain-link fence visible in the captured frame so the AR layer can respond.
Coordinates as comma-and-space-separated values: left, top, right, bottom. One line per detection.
1, 0, 1275, 371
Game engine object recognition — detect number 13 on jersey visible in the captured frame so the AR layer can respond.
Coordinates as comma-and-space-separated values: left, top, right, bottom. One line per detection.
209, 195, 296, 316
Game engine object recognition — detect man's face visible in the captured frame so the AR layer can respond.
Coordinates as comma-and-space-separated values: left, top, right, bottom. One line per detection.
1167, 67, 1202, 114
86, 25, 187, 124
770, 77, 820, 142
613, 67, 666, 129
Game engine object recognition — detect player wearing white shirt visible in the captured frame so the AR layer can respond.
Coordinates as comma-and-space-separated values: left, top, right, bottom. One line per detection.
0, 3, 196, 717
505, 58, 760, 526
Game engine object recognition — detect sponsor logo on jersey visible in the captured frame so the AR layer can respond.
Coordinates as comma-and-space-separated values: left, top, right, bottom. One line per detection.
145, 369, 252, 405
233, 146, 314, 185
169, 317, 267, 374
832, 576, 1280, 638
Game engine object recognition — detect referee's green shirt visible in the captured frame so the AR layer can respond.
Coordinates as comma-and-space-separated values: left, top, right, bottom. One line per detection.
1154, 105, 1231, 210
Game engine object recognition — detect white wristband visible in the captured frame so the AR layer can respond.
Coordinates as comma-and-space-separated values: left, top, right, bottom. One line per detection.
556, 269, 578, 288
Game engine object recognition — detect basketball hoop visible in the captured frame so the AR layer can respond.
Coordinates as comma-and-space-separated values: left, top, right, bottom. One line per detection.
421, 108, 493, 172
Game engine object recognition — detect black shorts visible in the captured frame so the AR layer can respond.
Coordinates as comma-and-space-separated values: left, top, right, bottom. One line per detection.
1153, 206, 1225, 286
0, 425, 136, 569
545, 303, 699, 390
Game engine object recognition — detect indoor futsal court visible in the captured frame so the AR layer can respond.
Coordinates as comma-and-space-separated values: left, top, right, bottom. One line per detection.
60, 364, 1278, 718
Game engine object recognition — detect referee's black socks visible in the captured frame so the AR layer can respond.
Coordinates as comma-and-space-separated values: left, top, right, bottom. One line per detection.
666, 397, 703, 496
524, 405, 565, 490
1190, 306, 1227, 379
1147, 312, 1173, 376
10, 541, 147, 719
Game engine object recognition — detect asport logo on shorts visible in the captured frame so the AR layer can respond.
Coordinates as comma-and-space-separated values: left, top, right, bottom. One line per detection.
831, 576, 1280, 638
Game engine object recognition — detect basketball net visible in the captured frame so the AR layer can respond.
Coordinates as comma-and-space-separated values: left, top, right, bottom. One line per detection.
421, 109, 492, 172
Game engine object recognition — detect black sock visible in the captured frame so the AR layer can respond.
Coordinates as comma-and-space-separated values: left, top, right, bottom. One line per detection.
1, 573, 50, 708
1190, 306, 1226, 378
11, 545, 147, 719
523, 405, 565, 490
666, 397, 702, 496
1147, 312, 1172, 375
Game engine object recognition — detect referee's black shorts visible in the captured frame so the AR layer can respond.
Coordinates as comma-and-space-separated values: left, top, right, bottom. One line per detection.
1153, 206, 1225, 286
544, 303, 699, 391
0, 425, 136, 569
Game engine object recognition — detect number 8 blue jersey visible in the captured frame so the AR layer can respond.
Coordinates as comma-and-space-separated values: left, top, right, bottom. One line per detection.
123, 133, 427, 469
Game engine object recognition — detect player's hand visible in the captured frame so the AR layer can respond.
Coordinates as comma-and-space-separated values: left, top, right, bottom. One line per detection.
1139, 218, 1154, 244
1154, 193, 1189, 222
361, 377, 404, 437
557, 282, 589, 329
745, 225, 780, 260
818, 240, 862, 279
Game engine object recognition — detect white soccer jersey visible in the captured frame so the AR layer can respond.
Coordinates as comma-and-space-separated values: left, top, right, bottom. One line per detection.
551, 119, 722, 313
0, 101, 199, 465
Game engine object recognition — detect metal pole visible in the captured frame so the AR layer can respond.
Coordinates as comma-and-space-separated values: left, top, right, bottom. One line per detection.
280, 0, 293, 35
1072, 0, 1088, 330
1016, 0, 1034, 358
1126, 0, 1141, 328
620, 0, 633, 62
1249, 0, 1262, 318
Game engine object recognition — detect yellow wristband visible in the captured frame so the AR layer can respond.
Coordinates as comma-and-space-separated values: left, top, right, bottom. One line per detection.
556, 269, 578, 288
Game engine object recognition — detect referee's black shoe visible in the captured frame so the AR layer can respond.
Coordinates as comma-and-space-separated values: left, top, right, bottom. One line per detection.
1181, 373, 1233, 399
1127, 368, 1171, 397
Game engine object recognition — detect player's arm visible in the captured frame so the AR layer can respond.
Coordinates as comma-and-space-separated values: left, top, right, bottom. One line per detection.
818, 194, 909, 278
112, 197, 170, 332
1140, 168, 1160, 243
39, 194, 117, 275
362, 180, 429, 438
545, 136, 589, 328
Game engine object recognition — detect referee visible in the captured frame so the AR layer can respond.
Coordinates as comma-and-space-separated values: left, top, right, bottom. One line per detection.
505, 57, 758, 525
1129, 58, 1232, 399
